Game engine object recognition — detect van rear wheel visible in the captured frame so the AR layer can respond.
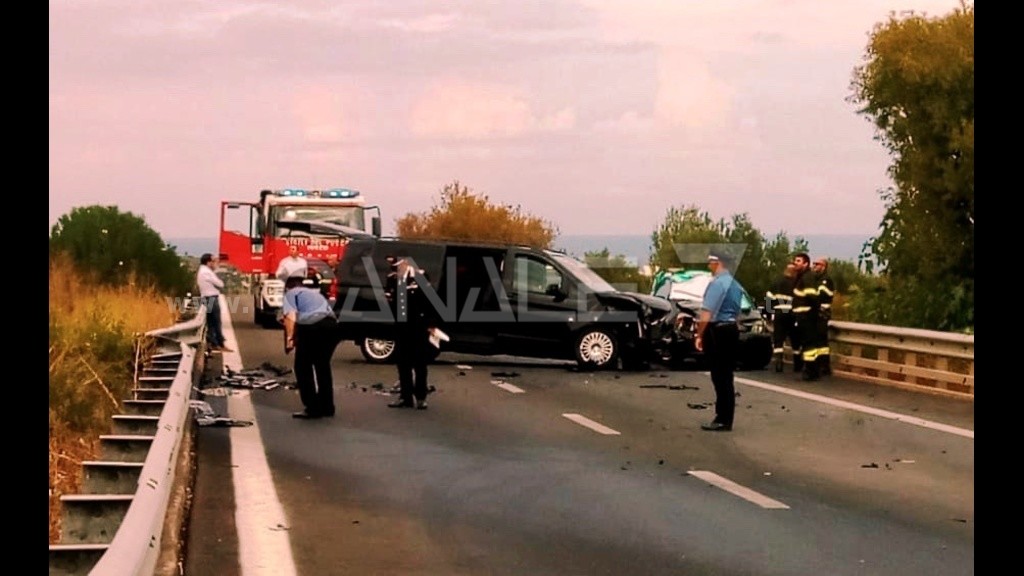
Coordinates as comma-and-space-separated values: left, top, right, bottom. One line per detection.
360, 338, 397, 363
359, 338, 442, 364
575, 329, 618, 370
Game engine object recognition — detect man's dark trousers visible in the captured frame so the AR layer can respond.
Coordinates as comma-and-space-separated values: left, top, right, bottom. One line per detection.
395, 325, 430, 402
203, 295, 223, 348
705, 323, 739, 426
294, 317, 340, 415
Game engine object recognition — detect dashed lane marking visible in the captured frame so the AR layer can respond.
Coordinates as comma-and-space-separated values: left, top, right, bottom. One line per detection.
561, 413, 621, 435
688, 470, 790, 509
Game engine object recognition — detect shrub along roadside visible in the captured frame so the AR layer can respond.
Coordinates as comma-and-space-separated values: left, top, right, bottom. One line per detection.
48, 251, 180, 543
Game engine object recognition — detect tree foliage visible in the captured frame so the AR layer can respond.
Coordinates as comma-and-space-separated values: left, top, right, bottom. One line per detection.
848, 1, 974, 331
584, 248, 651, 294
49, 205, 194, 295
395, 180, 558, 248
649, 205, 808, 302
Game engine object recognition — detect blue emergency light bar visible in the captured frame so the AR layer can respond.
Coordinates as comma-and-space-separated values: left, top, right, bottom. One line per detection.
325, 188, 360, 198
274, 188, 359, 198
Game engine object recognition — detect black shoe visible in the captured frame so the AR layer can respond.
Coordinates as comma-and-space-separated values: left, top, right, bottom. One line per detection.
701, 421, 732, 432
292, 410, 322, 419
415, 399, 428, 410
388, 399, 414, 408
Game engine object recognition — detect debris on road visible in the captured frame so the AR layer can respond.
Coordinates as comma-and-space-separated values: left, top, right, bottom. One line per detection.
686, 402, 713, 410
639, 383, 700, 390
491, 371, 520, 378
189, 400, 254, 427
214, 365, 295, 390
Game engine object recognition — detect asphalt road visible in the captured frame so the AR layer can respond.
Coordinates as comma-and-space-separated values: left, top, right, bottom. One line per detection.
184, 310, 974, 576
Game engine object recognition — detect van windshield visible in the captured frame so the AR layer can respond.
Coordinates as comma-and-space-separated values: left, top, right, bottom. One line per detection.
547, 251, 618, 294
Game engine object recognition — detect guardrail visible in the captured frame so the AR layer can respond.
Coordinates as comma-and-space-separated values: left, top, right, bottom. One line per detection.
827, 320, 974, 399
49, 307, 207, 576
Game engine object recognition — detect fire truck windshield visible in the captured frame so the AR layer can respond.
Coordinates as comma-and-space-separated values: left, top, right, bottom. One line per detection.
268, 205, 366, 237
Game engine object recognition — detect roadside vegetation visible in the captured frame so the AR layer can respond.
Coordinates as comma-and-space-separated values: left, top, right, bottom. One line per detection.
48, 210, 191, 544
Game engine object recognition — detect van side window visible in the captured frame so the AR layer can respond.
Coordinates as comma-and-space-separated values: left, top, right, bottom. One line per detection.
514, 255, 563, 295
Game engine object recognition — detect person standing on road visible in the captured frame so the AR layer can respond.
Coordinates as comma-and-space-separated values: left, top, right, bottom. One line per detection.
197, 253, 232, 353
694, 252, 745, 432
792, 252, 820, 381
385, 257, 438, 410
812, 257, 836, 376
766, 263, 799, 373
276, 243, 309, 282
282, 274, 341, 419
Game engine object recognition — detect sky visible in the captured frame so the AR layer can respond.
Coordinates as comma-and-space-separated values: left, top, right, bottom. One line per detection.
49, 0, 962, 240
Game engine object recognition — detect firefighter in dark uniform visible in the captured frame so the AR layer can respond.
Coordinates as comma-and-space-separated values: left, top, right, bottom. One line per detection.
812, 257, 836, 376
385, 257, 437, 410
791, 252, 820, 381
766, 263, 800, 373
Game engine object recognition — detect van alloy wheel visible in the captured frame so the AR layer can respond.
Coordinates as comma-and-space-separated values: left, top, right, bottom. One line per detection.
362, 338, 396, 363
576, 330, 617, 368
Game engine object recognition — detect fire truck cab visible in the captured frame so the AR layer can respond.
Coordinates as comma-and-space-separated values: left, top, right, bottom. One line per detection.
218, 188, 382, 328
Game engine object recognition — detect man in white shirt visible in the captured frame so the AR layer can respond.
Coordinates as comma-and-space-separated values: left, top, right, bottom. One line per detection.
276, 244, 308, 281
197, 253, 232, 352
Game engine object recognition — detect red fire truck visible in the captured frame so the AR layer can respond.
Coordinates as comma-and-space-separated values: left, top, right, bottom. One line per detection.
218, 188, 381, 327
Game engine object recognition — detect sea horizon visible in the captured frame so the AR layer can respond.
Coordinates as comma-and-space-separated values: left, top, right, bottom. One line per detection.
168, 233, 872, 265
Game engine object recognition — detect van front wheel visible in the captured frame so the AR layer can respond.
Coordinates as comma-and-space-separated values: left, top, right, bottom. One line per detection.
575, 329, 618, 370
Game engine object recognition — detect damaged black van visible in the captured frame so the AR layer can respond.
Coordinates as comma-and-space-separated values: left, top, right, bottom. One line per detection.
332, 236, 680, 370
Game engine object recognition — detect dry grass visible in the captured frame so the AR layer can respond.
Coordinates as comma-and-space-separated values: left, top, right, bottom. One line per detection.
48, 252, 179, 544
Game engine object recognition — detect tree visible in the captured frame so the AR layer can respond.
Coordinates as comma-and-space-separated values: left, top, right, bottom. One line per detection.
584, 248, 652, 294
649, 205, 807, 302
49, 205, 194, 295
848, 1, 974, 331
395, 180, 558, 248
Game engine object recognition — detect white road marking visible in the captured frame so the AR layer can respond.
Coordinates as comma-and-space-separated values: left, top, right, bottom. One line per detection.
221, 297, 298, 576
562, 413, 621, 435
734, 375, 974, 440
688, 470, 790, 509
491, 379, 525, 394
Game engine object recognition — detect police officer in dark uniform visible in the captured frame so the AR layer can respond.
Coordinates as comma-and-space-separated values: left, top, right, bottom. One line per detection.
385, 257, 438, 410
766, 263, 800, 373
791, 252, 820, 381
812, 257, 836, 376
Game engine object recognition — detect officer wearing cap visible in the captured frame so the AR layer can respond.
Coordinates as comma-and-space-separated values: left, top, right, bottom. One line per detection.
385, 257, 438, 410
694, 251, 746, 432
